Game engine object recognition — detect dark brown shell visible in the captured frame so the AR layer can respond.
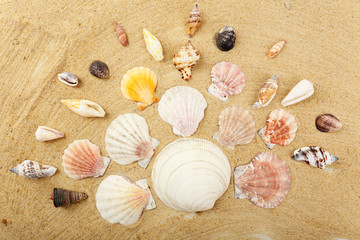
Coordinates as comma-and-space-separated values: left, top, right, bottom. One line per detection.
51, 188, 88, 208
89, 61, 109, 79
215, 26, 236, 51
315, 114, 342, 132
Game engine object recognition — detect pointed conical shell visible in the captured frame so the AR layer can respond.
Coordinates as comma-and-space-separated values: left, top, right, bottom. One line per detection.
258, 109, 297, 149
105, 113, 159, 169
315, 114, 342, 133
121, 67, 159, 110
143, 29, 163, 61
62, 139, 110, 180
267, 40, 286, 58
215, 26, 236, 51
158, 86, 207, 137
186, 4, 201, 37
173, 41, 200, 81
281, 80, 314, 107
253, 74, 278, 108
208, 61, 245, 102
35, 126, 64, 141
234, 152, 291, 208
292, 146, 338, 169
52, 188, 88, 208
10, 160, 57, 179
61, 99, 105, 117
96, 175, 156, 225
213, 106, 255, 149
115, 23, 128, 46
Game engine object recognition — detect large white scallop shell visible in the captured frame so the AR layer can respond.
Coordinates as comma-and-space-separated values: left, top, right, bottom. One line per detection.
158, 86, 207, 137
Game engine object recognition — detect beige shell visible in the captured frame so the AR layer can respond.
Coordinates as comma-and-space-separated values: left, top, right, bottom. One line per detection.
173, 41, 200, 81
35, 126, 64, 141
61, 99, 105, 117
186, 4, 201, 37
10, 160, 57, 179
252, 74, 278, 108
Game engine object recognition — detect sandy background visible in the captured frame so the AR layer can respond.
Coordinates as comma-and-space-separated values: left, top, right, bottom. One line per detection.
1, 0, 360, 239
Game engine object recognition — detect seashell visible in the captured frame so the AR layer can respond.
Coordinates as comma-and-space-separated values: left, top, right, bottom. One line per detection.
173, 41, 200, 81
186, 4, 201, 37
89, 60, 109, 79
315, 114, 342, 133
61, 99, 105, 117
292, 146, 338, 169
143, 29, 163, 61
158, 86, 207, 137
115, 22, 128, 46
152, 138, 231, 212
52, 188, 88, 208
35, 126, 64, 141
57, 72, 78, 86
10, 160, 57, 179
208, 61, 245, 102
267, 40, 286, 58
62, 139, 110, 180
96, 175, 156, 225
105, 113, 159, 169
258, 109, 297, 149
215, 26, 236, 51
234, 152, 290, 209
213, 106, 255, 149
252, 74, 278, 108
281, 79, 314, 107
121, 67, 159, 110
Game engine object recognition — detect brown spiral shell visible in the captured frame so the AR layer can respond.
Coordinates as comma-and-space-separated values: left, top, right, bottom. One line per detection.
315, 114, 342, 133
52, 188, 88, 208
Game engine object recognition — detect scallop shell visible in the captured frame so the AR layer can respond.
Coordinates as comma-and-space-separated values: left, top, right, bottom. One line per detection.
208, 61, 245, 102
151, 138, 231, 212
158, 86, 207, 137
35, 126, 64, 141
186, 4, 201, 37
143, 29, 163, 61
267, 40, 286, 58
281, 79, 314, 107
89, 60, 109, 79
96, 175, 156, 225
10, 160, 57, 179
252, 74, 278, 108
258, 109, 298, 149
62, 139, 110, 180
105, 113, 159, 169
315, 114, 342, 133
292, 146, 338, 169
52, 188, 88, 208
115, 22, 128, 46
234, 152, 290, 208
213, 106, 256, 149
57, 72, 78, 86
121, 67, 159, 110
173, 41, 200, 81
215, 26, 236, 51
61, 99, 105, 117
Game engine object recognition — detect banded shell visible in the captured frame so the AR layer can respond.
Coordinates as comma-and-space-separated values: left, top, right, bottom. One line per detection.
292, 146, 338, 169
281, 79, 314, 107
121, 67, 159, 110
52, 188, 88, 208
57, 72, 78, 86
173, 41, 200, 81
10, 160, 57, 179
267, 40, 286, 58
316, 114, 342, 133
143, 29, 163, 61
61, 99, 105, 117
252, 74, 278, 108
62, 139, 110, 180
96, 175, 156, 225
208, 61, 246, 102
213, 106, 256, 149
35, 126, 64, 141
158, 86, 207, 137
105, 113, 159, 169
258, 109, 297, 149
186, 4, 201, 37
115, 22, 128, 46
89, 61, 109, 79
215, 26, 236, 51
234, 152, 290, 208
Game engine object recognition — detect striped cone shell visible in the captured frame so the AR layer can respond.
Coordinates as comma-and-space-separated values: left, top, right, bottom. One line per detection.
186, 4, 201, 37
52, 188, 88, 208
267, 40, 286, 58
115, 23, 128, 46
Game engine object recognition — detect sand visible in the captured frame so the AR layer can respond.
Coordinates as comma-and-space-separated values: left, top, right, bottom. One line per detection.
1, 0, 360, 239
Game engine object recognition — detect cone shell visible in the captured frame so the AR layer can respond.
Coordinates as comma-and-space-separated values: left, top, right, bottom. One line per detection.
115, 23, 128, 46
292, 146, 338, 169
89, 60, 109, 79
158, 86, 207, 137
61, 99, 105, 117
121, 67, 159, 110
62, 139, 110, 180
208, 61, 245, 102
281, 79, 314, 107
267, 40, 286, 58
35, 126, 64, 141
105, 113, 159, 169
213, 106, 255, 149
215, 26, 236, 51
10, 160, 57, 179
96, 175, 156, 225
52, 188, 88, 208
258, 109, 297, 149
315, 114, 342, 133
186, 4, 201, 37
252, 74, 278, 108
143, 29, 163, 61
173, 41, 200, 81
234, 152, 290, 209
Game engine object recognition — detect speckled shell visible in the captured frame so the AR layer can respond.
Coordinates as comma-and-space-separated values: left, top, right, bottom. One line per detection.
234, 152, 291, 209
252, 74, 278, 108
89, 60, 109, 79
267, 40, 286, 58
115, 23, 128, 46
186, 4, 201, 37
315, 114, 342, 133
143, 29, 163, 61
215, 26, 236, 51
173, 41, 200, 81
10, 160, 57, 179
52, 188, 88, 208
292, 146, 338, 169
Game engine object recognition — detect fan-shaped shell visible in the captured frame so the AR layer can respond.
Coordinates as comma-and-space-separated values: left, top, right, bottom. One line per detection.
62, 139, 110, 180
173, 41, 200, 81
292, 146, 338, 169
234, 152, 290, 208
151, 138, 231, 212
143, 29, 163, 61
10, 160, 57, 179
96, 175, 156, 225
158, 86, 207, 137
105, 113, 159, 169
213, 106, 255, 149
252, 74, 278, 108
121, 67, 159, 110
186, 4, 201, 37
208, 61, 245, 102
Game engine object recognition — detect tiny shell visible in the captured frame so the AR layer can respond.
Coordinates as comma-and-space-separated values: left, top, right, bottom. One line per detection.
52, 188, 88, 208
35, 126, 64, 141
115, 22, 128, 46
281, 79, 314, 106
186, 4, 201, 37
57, 72, 78, 86
173, 41, 200, 81
252, 74, 278, 108
10, 160, 57, 179
61, 99, 105, 117
315, 114, 342, 133
89, 61, 109, 79
292, 146, 338, 169
215, 26, 236, 51
143, 29, 163, 61
267, 40, 286, 58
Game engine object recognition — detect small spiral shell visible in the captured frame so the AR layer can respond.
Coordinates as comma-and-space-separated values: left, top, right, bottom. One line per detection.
51, 188, 88, 208
267, 40, 286, 58
115, 23, 128, 46
186, 4, 201, 37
